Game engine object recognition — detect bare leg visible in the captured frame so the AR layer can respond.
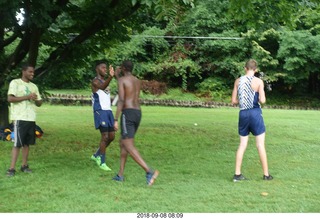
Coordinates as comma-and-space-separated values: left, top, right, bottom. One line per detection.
107, 131, 115, 146
121, 138, 150, 172
118, 141, 129, 177
235, 135, 249, 175
10, 147, 20, 169
21, 145, 29, 166
255, 133, 269, 176
99, 131, 115, 163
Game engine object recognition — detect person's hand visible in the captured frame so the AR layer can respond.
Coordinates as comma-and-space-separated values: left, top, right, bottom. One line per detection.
109, 65, 115, 77
114, 121, 118, 131
115, 66, 121, 79
28, 93, 37, 101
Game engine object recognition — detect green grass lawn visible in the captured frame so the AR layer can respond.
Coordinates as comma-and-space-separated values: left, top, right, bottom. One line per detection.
0, 105, 319, 213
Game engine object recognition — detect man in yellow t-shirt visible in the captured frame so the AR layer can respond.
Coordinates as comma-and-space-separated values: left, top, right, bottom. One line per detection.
6, 64, 42, 177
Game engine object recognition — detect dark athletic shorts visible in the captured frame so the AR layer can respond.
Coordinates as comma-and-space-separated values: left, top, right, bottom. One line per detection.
94, 110, 115, 132
238, 107, 265, 136
13, 120, 36, 147
120, 109, 141, 139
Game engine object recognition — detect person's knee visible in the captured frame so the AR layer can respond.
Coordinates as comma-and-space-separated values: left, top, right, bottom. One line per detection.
109, 132, 115, 141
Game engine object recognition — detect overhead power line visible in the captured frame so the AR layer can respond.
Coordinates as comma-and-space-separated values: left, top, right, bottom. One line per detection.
131, 35, 243, 40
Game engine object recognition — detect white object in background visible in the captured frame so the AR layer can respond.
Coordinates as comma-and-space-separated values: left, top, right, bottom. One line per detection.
112, 94, 119, 106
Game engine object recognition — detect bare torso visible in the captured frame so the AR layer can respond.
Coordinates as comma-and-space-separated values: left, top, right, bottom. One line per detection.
119, 74, 141, 110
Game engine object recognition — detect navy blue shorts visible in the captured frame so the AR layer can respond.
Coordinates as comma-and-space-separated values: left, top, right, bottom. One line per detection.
120, 109, 141, 139
94, 110, 115, 132
238, 108, 265, 136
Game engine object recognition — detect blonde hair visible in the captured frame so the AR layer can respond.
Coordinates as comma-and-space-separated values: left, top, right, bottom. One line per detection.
245, 59, 258, 70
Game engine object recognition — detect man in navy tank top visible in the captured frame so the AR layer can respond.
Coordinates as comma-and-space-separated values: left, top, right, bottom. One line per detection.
90, 60, 116, 171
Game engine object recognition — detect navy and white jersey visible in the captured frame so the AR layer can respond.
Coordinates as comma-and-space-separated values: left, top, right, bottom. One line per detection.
91, 78, 112, 111
238, 76, 260, 110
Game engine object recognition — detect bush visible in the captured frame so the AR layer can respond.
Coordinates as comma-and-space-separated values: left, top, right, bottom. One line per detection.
141, 80, 167, 95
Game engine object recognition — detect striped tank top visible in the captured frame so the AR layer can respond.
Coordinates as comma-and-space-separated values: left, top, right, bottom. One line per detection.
238, 76, 260, 110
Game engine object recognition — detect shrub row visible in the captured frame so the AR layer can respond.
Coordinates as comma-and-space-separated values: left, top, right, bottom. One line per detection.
45, 94, 319, 110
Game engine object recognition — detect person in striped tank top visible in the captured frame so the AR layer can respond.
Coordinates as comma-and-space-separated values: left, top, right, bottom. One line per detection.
231, 59, 273, 182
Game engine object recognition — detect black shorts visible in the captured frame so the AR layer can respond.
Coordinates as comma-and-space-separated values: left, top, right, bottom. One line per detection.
13, 120, 36, 147
99, 126, 115, 133
120, 109, 141, 139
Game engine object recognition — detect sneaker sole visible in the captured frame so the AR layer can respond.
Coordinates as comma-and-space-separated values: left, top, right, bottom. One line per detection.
112, 176, 124, 182
233, 178, 247, 182
99, 166, 112, 171
148, 170, 159, 186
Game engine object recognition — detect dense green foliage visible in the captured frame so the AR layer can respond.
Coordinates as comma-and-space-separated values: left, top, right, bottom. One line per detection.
1, 0, 320, 126
108, 0, 320, 101
0, 0, 194, 126
0, 105, 319, 212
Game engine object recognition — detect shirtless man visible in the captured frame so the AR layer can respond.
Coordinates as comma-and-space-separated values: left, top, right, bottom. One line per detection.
113, 60, 159, 186
231, 59, 273, 182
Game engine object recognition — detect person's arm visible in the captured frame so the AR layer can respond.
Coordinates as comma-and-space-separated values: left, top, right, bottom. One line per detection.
8, 93, 42, 107
92, 66, 115, 91
8, 93, 37, 103
258, 79, 266, 104
231, 78, 239, 105
92, 75, 113, 91
114, 78, 125, 131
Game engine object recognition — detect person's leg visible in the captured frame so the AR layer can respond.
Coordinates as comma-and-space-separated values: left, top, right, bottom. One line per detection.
21, 145, 29, 167
255, 133, 269, 176
235, 135, 249, 175
107, 131, 115, 146
117, 140, 128, 177
99, 132, 108, 164
9, 147, 20, 170
21, 145, 32, 172
122, 138, 150, 172
100, 131, 115, 164
121, 138, 159, 185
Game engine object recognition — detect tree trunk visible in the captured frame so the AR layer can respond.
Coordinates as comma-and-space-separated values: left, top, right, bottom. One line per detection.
0, 100, 9, 127
308, 72, 320, 94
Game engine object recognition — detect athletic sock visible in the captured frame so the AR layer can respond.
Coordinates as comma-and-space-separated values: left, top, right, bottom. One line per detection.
94, 148, 100, 157
100, 154, 106, 164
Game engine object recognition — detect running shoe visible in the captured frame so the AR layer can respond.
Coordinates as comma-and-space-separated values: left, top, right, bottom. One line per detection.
6, 168, 16, 177
90, 155, 101, 166
99, 163, 111, 171
20, 165, 32, 173
233, 174, 247, 182
146, 170, 159, 186
263, 175, 273, 180
112, 174, 125, 182
91, 155, 101, 166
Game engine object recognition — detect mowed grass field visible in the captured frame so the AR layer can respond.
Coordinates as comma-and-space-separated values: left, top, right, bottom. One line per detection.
0, 104, 319, 213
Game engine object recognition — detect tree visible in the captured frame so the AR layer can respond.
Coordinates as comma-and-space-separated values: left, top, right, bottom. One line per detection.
228, 0, 319, 31
277, 30, 320, 94
0, 0, 194, 127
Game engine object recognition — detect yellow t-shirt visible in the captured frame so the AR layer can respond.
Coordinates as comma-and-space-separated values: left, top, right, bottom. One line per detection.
7, 79, 42, 121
